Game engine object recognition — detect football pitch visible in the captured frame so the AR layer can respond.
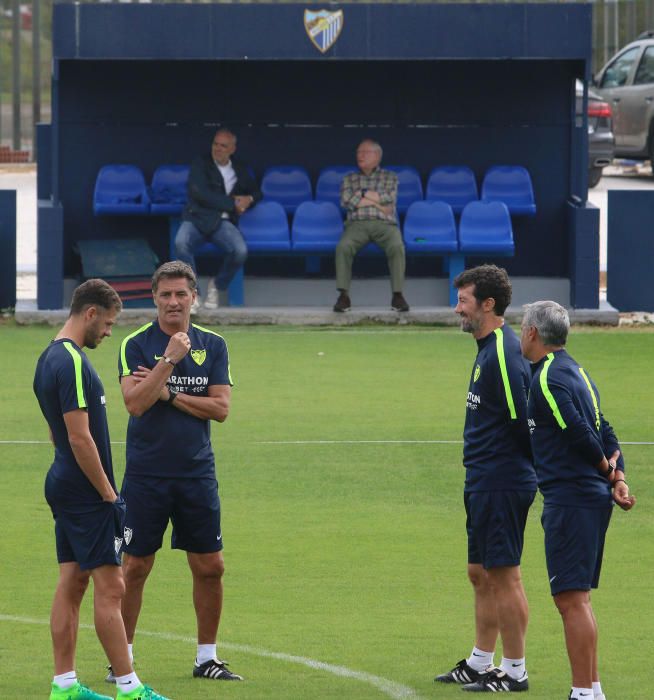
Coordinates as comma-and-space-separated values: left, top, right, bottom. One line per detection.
1, 321, 652, 700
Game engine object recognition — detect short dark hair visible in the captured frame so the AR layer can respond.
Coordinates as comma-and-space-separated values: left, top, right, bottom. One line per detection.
453, 264, 512, 316
151, 260, 197, 293
70, 279, 122, 316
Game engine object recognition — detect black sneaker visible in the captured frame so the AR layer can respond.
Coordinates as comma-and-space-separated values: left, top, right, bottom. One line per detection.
333, 292, 351, 312
434, 659, 490, 684
463, 667, 529, 692
391, 292, 410, 312
193, 658, 243, 681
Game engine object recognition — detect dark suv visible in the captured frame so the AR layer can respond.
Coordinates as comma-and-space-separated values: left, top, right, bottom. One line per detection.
593, 32, 654, 168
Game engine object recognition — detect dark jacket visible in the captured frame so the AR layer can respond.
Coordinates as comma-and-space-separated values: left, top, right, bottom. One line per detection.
183, 154, 262, 235
462, 325, 536, 493
527, 348, 623, 507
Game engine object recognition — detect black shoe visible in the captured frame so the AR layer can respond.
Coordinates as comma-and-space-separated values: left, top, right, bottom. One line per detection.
333, 292, 351, 312
434, 659, 490, 684
391, 292, 409, 312
193, 658, 243, 681
462, 667, 529, 692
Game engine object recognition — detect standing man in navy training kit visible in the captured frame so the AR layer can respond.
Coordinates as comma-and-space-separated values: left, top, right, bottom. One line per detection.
113, 261, 242, 683
34, 279, 170, 700
435, 265, 536, 693
520, 300, 635, 700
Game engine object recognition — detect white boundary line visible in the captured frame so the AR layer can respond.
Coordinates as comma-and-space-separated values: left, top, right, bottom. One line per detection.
1, 439, 653, 446
0, 614, 421, 699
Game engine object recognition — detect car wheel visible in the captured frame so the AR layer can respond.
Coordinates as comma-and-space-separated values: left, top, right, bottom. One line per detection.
588, 167, 603, 188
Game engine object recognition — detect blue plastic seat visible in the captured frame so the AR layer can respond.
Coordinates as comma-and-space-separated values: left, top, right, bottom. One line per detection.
458, 201, 514, 254
402, 201, 458, 253
481, 165, 536, 215
150, 165, 190, 215
426, 166, 478, 214
315, 166, 357, 207
93, 165, 150, 215
385, 165, 423, 214
291, 201, 344, 252
238, 201, 291, 252
261, 166, 313, 214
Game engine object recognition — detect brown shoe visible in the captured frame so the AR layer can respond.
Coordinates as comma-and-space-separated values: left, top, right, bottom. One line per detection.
391, 292, 410, 312
333, 292, 351, 312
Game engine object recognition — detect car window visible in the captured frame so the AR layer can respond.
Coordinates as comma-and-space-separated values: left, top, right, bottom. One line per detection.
600, 47, 640, 88
634, 46, 654, 85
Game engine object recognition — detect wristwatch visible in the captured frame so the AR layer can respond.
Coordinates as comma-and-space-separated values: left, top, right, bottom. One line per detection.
166, 388, 178, 404
162, 355, 176, 367
603, 462, 615, 478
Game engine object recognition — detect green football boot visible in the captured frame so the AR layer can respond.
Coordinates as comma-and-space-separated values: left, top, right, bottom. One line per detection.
116, 685, 171, 700
49, 681, 113, 699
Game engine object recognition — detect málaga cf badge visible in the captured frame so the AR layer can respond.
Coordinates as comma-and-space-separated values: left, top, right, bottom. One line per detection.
191, 349, 207, 366
304, 9, 344, 54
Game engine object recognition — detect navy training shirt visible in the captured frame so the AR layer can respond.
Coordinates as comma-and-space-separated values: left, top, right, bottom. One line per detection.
33, 339, 117, 503
527, 349, 623, 507
463, 325, 536, 492
118, 321, 232, 479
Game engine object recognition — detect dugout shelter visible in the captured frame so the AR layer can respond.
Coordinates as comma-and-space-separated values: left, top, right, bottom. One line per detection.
36, 1, 599, 310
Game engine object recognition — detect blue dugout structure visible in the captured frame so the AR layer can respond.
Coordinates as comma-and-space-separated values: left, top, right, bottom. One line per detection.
37, 2, 597, 310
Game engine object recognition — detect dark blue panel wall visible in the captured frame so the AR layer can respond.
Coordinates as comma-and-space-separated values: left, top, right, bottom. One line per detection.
54, 3, 591, 62
607, 191, 654, 312
0, 191, 17, 308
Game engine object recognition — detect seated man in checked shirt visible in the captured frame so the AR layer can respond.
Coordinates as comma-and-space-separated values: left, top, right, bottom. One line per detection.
334, 139, 409, 313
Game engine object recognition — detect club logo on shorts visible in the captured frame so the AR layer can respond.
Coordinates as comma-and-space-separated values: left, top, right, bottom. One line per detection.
114, 537, 123, 554
473, 364, 481, 382
191, 349, 207, 366
124, 527, 133, 545
304, 9, 344, 54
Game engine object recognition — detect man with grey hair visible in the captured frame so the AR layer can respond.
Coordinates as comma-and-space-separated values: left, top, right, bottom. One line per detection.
520, 300, 635, 700
333, 139, 409, 313
175, 128, 261, 312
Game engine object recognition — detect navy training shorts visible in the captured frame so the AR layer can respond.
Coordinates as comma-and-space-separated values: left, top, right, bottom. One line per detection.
120, 475, 222, 557
45, 473, 125, 570
465, 490, 536, 569
541, 502, 612, 596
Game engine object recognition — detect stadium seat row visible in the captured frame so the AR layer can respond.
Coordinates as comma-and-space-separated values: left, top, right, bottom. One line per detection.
176, 199, 514, 259
93, 164, 536, 218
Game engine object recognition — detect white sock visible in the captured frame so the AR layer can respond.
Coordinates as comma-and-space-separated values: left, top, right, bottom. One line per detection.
53, 672, 77, 690
570, 687, 594, 699
500, 656, 526, 680
127, 643, 134, 664
116, 672, 142, 694
467, 646, 494, 672
592, 681, 604, 698
196, 643, 217, 665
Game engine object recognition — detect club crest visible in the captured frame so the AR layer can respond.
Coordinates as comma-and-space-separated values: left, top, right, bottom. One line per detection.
114, 537, 123, 554
191, 349, 207, 366
304, 9, 344, 54
124, 527, 133, 545
474, 364, 481, 382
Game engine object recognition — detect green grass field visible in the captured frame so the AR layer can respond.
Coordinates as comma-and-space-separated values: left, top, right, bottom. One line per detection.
1, 322, 652, 699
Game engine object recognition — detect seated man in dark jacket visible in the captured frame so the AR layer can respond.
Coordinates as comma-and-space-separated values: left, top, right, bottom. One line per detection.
175, 128, 261, 311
